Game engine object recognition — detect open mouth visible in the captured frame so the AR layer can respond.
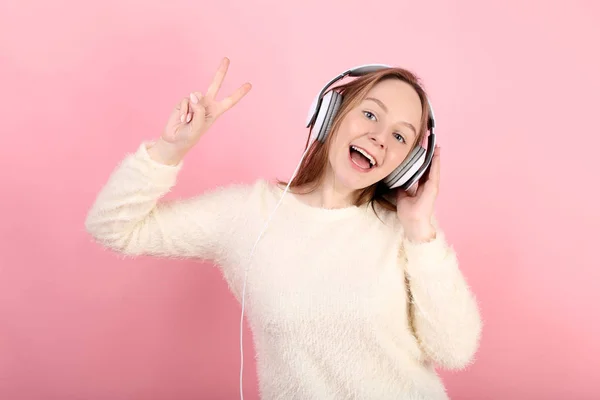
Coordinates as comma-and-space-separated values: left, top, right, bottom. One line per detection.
349, 145, 377, 170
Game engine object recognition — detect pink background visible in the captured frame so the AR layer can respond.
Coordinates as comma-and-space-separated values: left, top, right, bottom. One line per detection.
1, 0, 599, 399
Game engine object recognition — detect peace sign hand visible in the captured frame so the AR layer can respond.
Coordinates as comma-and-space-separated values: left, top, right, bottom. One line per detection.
161, 57, 252, 150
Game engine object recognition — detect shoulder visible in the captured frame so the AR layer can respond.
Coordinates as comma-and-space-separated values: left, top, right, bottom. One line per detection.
198, 178, 274, 200
201, 178, 279, 209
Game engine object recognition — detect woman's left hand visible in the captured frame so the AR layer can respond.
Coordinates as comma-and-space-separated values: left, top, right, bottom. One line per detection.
396, 145, 441, 243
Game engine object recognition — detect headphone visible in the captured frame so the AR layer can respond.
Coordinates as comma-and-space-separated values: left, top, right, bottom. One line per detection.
305, 64, 437, 191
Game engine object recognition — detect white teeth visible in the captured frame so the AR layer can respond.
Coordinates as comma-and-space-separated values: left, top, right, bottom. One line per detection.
351, 145, 376, 167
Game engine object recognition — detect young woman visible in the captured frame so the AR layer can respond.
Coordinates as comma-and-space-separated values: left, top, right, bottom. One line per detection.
85, 57, 482, 400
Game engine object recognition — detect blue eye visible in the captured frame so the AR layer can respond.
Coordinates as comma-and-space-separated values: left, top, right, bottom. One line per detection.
363, 111, 376, 120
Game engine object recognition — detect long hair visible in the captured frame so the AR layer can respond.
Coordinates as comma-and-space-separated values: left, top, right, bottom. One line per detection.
279, 67, 431, 213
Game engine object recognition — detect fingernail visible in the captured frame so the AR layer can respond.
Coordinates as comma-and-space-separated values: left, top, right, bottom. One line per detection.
186, 113, 192, 123
190, 93, 198, 104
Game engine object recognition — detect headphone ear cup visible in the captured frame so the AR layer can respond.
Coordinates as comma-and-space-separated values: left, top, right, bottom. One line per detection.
383, 146, 426, 189
311, 91, 342, 143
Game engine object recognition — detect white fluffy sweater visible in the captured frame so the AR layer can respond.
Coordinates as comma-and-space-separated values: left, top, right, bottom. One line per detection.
85, 142, 482, 400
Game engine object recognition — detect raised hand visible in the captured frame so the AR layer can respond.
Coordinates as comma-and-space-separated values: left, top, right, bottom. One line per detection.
151, 57, 252, 164
396, 145, 441, 242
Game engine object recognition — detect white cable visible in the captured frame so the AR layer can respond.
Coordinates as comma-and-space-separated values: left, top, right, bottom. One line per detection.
239, 145, 311, 400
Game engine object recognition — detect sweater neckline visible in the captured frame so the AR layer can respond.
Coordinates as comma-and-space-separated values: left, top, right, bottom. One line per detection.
271, 181, 370, 220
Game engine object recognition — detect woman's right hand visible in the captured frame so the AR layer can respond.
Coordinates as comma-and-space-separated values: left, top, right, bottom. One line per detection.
149, 57, 252, 165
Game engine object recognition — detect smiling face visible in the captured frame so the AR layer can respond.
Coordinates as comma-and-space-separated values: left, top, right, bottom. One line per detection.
326, 78, 424, 192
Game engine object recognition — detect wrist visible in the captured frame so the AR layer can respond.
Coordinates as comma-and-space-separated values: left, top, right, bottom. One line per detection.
147, 138, 188, 166
403, 221, 436, 243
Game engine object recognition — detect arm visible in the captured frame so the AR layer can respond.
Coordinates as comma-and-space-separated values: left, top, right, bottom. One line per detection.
84, 141, 250, 263
402, 224, 482, 370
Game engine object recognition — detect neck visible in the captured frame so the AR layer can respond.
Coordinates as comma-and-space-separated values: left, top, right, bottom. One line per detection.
298, 166, 358, 209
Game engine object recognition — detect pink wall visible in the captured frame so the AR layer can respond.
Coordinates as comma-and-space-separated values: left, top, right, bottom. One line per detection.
1, 0, 599, 399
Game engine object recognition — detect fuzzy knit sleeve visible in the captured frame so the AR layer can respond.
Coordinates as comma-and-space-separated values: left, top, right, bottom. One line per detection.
402, 222, 482, 370
84, 142, 251, 263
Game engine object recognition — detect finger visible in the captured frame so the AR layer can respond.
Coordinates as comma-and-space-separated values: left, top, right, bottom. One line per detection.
405, 182, 418, 197
189, 91, 204, 112
422, 146, 441, 195
427, 145, 441, 186
206, 57, 230, 99
180, 97, 190, 123
188, 91, 206, 125
218, 82, 252, 114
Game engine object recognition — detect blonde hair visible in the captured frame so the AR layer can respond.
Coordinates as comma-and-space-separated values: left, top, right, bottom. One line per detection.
279, 67, 431, 213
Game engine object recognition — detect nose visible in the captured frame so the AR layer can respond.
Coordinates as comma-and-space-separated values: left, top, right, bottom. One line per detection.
368, 132, 385, 149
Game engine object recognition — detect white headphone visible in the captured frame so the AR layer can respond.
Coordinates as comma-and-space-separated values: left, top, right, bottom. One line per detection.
305, 64, 437, 191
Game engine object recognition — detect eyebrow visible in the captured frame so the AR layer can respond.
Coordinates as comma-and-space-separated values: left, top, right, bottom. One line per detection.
364, 97, 417, 135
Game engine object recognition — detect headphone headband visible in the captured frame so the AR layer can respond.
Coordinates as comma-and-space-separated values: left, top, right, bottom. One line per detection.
306, 64, 435, 131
